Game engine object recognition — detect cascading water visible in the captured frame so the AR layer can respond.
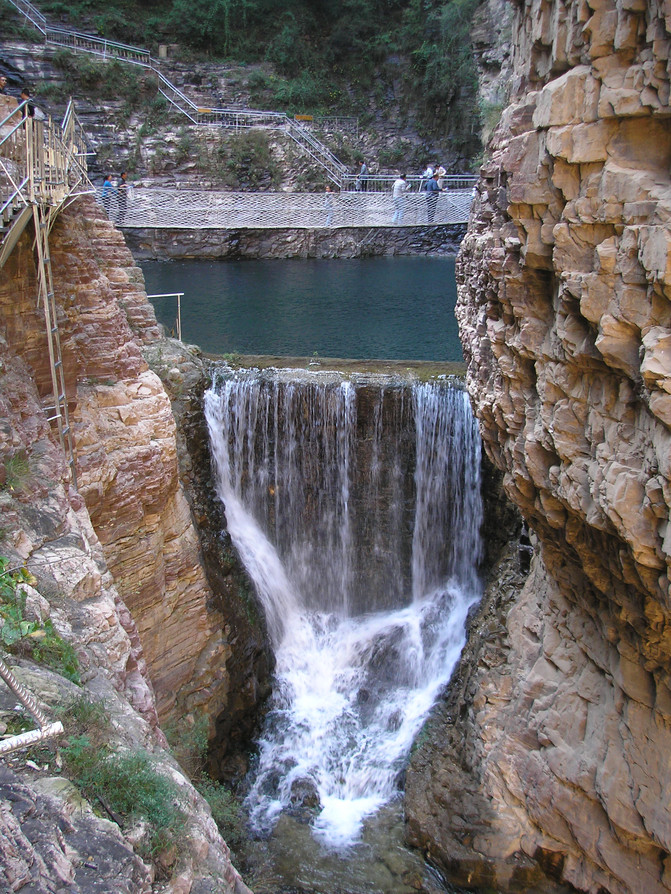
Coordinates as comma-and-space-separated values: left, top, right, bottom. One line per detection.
204, 368, 483, 851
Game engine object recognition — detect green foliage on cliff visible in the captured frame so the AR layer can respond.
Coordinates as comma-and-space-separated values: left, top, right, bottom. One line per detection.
0, 558, 81, 684
62, 734, 187, 857
164, 712, 246, 852
2, 0, 484, 149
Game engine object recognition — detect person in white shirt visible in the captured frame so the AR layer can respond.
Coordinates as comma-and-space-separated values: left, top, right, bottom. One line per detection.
392, 174, 408, 224
420, 164, 434, 191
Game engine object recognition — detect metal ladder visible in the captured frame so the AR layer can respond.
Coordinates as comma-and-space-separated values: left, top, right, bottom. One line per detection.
32, 204, 78, 490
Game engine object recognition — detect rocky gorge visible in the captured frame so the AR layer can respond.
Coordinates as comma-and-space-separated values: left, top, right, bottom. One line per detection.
0, 0, 670, 893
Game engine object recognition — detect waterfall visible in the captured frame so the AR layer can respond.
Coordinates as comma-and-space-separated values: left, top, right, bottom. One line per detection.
204, 368, 483, 848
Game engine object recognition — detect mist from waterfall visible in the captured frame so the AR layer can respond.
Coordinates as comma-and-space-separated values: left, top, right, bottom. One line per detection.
204, 368, 483, 848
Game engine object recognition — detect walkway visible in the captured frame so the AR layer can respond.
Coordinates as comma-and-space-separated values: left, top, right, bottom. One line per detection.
104, 186, 473, 230
5, 0, 478, 195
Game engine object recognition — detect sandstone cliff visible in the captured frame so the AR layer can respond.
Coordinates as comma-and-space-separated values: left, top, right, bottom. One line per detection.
0, 198, 255, 890
406, 1, 671, 892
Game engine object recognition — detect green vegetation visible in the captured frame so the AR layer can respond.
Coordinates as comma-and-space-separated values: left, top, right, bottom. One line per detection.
2, 451, 30, 493
0, 557, 80, 683
22, 695, 187, 863
2, 0, 485, 148
62, 735, 186, 857
164, 712, 245, 853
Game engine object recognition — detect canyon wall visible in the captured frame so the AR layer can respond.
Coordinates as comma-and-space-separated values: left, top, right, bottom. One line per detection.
0, 198, 234, 726
0, 198, 261, 889
406, 1, 671, 893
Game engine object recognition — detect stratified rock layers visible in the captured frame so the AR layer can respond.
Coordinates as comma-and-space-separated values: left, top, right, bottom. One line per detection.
0, 198, 229, 724
0, 198, 251, 891
406, 2, 671, 893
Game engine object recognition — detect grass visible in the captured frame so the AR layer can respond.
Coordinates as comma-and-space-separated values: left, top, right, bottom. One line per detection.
0, 557, 81, 684
2, 451, 31, 493
24, 695, 187, 863
62, 735, 186, 858
163, 711, 246, 852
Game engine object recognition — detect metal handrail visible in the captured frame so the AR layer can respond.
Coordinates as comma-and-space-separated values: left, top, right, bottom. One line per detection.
0, 656, 64, 755
147, 292, 183, 341
46, 27, 152, 64
340, 174, 479, 193
5, 0, 46, 32
1, 99, 95, 253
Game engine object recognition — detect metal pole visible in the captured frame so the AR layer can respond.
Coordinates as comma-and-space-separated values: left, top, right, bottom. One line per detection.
177, 292, 182, 341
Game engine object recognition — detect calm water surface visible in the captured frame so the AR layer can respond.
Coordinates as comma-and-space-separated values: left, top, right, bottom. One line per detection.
140, 257, 461, 362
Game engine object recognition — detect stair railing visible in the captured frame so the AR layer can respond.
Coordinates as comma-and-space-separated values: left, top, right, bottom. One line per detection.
4, 0, 353, 188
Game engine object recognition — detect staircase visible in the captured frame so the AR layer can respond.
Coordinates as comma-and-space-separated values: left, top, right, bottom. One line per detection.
1, 99, 94, 488
5, 0, 350, 187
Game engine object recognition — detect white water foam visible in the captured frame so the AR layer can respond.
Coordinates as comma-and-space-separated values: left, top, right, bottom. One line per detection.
205, 371, 482, 848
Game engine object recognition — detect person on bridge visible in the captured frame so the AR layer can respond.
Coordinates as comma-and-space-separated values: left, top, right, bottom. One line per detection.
117, 171, 129, 225
101, 175, 115, 217
0, 75, 7, 94
324, 185, 334, 227
419, 163, 434, 191
358, 161, 369, 191
392, 174, 408, 224
425, 171, 443, 223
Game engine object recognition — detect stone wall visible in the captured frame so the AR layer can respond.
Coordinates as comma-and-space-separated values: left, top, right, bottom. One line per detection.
406, 1, 671, 893
122, 224, 467, 260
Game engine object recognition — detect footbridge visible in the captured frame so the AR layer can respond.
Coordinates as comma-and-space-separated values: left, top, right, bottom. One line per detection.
104, 184, 474, 230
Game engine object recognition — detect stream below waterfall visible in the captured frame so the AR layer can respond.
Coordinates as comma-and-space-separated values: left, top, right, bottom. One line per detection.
204, 367, 483, 893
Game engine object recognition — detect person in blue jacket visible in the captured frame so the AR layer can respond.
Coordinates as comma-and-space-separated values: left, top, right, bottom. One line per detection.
101, 175, 115, 217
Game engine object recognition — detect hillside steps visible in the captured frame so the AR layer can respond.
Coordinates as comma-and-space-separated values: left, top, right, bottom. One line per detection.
4, 0, 351, 187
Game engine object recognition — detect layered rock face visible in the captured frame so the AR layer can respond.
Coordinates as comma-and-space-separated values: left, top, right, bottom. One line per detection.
406, 1, 671, 893
0, 248, 250, 891
1, 197, 232, 725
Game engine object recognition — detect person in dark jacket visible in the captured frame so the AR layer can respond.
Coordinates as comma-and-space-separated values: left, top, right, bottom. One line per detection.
20, 87, 34, 118
425, 171, 442, 222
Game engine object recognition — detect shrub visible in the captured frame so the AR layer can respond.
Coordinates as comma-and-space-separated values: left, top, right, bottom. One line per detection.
163, 712, 209, 779
196, 777, 245, 848
2, 451, 30, 492
62, 736, 186, 858
0, 557, 81, 684
163, 712, 245, 851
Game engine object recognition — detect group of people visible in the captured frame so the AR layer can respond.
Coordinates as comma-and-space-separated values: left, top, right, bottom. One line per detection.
392, 163, 448, 224
101, 171, 130, 224
324, 160, 451, 226
0, 75, 38, 118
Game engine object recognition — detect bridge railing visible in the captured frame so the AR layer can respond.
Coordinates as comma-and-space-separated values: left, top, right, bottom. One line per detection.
1, 100, 95, 256
340, 174, 479, 193
46, 28, 153, 64
95, 186, 473, 230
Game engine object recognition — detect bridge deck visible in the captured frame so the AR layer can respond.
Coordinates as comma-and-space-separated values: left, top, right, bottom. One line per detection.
104, 187, 473, 230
